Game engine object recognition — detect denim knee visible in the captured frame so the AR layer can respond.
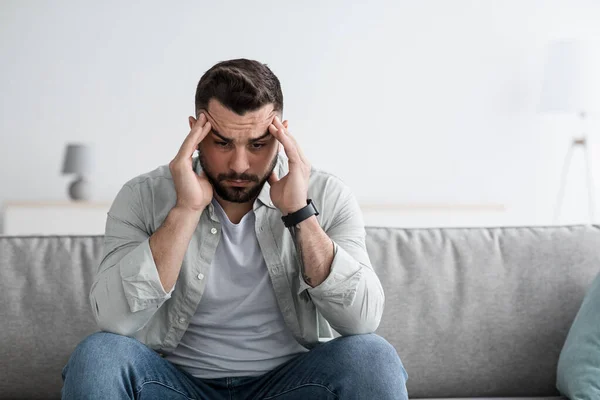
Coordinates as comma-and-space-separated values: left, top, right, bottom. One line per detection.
61, 331, 153, 395
325, 333, 408, 398
64, 332, 148, 375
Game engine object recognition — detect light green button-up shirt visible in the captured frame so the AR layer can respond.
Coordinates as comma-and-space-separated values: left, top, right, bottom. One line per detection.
90, 154, 385, 352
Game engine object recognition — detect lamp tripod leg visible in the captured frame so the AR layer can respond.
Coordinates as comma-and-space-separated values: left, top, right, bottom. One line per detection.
582, 139, 595, 223
553, 143, 575, 224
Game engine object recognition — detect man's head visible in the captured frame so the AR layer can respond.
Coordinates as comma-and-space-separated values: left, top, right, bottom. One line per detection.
190, 59, 285, 204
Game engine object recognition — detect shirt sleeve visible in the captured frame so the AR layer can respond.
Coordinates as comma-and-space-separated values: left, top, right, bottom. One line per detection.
89, 183, 174, 337
297, 183, 385, 336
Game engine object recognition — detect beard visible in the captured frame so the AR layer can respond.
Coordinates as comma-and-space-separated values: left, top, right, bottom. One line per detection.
199, 150, 278, 203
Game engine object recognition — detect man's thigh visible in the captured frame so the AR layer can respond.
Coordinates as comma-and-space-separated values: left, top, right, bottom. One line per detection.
61, 332, 224, 400
244, 333, 408, 400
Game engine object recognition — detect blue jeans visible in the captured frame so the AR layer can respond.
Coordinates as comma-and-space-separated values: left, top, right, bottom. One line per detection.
62, 332, 408, 399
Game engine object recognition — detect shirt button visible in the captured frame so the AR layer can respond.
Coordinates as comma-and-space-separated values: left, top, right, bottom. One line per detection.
178, 317, 186, 324
197, 273, 204, 280
210, 228, 217, 234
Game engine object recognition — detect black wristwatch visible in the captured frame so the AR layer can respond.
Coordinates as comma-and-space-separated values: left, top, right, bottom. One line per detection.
281, 199, 319, 228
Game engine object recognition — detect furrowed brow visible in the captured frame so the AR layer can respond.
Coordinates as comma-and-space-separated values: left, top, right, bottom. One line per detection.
210, 129, 232, 142
248, 131, 272, 143
210, 129, 271, 143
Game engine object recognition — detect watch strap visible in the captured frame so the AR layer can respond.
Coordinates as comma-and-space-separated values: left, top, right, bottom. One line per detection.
281, 199, 319, 228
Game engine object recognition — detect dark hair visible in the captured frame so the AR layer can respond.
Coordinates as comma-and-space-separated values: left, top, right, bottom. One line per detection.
195, 59, 283, 117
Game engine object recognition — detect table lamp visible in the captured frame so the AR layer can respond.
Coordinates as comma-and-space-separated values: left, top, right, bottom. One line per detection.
61, 143, 92, 201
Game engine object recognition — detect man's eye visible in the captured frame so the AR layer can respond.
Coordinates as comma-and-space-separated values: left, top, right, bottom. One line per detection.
215, 141, 230, 147
251, 143, 266, 149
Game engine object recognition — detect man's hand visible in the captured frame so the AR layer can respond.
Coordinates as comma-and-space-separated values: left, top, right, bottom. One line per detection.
169, 113, 213, 213
268, 116, 333, 289
268, 116, 311, 215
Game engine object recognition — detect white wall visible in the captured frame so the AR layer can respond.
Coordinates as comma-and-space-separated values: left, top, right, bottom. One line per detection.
2, 0, 600, 230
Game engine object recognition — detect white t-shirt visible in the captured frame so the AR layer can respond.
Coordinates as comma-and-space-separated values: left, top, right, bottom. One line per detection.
166, 199, 308, 378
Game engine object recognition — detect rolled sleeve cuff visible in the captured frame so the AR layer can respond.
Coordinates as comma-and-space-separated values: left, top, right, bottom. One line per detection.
298, 242, 362, 307
120, 239, 175, 313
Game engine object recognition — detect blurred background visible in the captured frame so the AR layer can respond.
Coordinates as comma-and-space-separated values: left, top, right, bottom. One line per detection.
2, 0, 600, 234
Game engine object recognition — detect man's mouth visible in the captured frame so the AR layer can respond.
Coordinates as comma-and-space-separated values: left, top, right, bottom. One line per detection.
225, 179, 251, 186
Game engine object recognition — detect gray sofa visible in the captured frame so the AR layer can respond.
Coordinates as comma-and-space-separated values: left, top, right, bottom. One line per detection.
2, 225, 599, 399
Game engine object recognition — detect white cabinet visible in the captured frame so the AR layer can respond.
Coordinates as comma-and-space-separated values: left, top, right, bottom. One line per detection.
360, 203, 508, 228
2, 201, 111, 235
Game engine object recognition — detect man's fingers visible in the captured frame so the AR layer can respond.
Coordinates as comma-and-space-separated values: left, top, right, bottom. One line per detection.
267, 170, 279, 186
270, 117, 300, 162
176, 114, 206, 160
279, 120, 307, 161
176, 113, 211, 160
269, 123, 301, 163
273, 116, 302, 151
271, 116, 308, 164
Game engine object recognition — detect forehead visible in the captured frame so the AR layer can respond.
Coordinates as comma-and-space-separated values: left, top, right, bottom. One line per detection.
205, 99, 277, 140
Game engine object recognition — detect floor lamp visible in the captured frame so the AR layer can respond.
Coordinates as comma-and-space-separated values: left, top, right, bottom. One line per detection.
539, 40, 595, 224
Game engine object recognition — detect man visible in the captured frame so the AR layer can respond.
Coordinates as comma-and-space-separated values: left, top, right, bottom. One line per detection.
61, 59, 408, 399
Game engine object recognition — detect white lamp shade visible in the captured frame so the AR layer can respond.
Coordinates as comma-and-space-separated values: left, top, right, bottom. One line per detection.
539, 40, 591, 115
62, 144, 92, 175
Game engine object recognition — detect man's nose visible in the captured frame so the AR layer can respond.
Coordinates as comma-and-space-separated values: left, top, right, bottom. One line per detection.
229, 148, 250, 174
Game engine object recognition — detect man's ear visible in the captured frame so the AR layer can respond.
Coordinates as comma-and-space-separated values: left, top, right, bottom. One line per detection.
189, 116, 196, 130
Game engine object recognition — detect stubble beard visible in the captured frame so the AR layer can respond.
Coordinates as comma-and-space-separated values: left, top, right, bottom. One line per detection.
198, 150, 279, 204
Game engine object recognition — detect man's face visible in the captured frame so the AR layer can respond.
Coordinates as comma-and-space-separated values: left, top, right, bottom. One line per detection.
194, 99, 280, 204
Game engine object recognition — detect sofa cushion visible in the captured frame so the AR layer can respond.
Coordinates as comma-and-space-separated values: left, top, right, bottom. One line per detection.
557, 270, 600, 398
0, 235, 103, 400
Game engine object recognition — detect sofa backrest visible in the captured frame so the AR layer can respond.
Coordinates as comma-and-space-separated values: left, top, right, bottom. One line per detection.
368, 225, 600, 398
1, 225, 598, 399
